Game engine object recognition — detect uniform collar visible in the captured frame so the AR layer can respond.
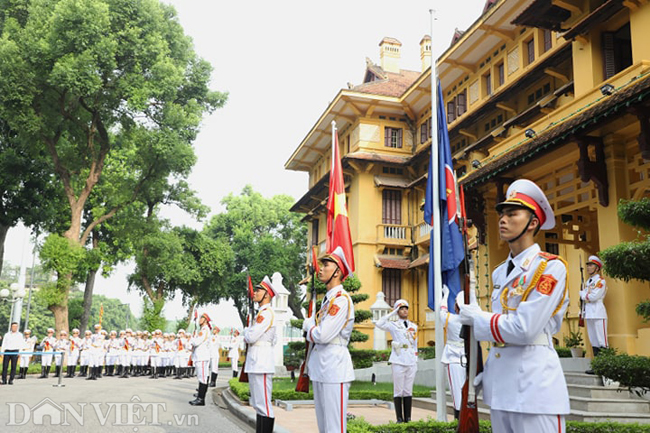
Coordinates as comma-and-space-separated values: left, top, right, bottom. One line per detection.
325, 284, 344, 300
508, 243, 540, 273
258, 303, 272, 312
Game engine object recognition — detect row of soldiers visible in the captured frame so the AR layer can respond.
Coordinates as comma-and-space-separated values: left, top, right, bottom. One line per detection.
12, 323, 243, 385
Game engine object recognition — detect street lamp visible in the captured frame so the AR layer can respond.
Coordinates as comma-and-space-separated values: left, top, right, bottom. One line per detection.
370, 291, 392, 350
1, 283, 27, 332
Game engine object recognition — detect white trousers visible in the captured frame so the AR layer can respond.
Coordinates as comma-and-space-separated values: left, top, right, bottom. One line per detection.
313, 381, 351, 433
19, 355, 31, 368
41, 353, 53, 367
231, 358, 238, 372
194, 360, 209, 384
586, 318, 608, 348
249, 373, 274, 417
54, 353, 64, 366
211, 357, 219, 374
68, 352, 79, 366
444, 362, 466, 411
491, 410, 565, 433
392, 363, 417, 397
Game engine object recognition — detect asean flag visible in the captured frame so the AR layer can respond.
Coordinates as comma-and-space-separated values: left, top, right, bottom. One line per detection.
326, 124, 355, 271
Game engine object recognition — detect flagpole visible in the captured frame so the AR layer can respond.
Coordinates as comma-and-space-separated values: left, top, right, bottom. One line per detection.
430, 8, 446, 422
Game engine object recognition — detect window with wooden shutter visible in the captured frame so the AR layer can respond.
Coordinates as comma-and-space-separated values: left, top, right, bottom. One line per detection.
497, 63, 505, 87
382, 189, 402, 225
447, 101, 456, 123
384, 127, 403, 148
543, 30, 552, 53
602, 23, 632, 80
457, 90, 467, 116
382, 269, 402, 307
311, 219, 319, 246
526, 38, 535, 65
602, 32, 616, 80
420, 122, 427, 144
484, 72, 492, 97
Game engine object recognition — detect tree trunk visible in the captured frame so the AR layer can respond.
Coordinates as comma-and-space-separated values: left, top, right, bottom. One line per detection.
80, 267, 98, 333
48, 284, 70, 333
0, 223, 9, 277
286, 282, 304, 320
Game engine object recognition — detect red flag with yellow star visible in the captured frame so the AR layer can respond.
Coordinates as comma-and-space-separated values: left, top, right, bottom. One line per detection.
326, 122, 355, 271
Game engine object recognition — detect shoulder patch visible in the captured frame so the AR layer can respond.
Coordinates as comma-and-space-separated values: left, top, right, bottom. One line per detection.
536, 274, 558, 295
538, 252, 558, 260
329, 304, 340, 316
256, 315, 264, 324
198, 331, 203, 337
335, 291, 342, 298
596, 281, 603, 288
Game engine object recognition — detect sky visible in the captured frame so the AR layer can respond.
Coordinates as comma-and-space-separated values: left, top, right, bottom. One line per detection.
3, 0, 487, 329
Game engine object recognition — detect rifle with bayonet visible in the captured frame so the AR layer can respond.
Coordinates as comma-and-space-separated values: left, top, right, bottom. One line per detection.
239, 275, 255, 383
457, 185, 483, 433
296, 246, 319, 393
578, 255, 585, 327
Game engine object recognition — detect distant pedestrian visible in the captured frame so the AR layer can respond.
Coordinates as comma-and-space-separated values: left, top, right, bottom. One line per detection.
2, 322, 23, 385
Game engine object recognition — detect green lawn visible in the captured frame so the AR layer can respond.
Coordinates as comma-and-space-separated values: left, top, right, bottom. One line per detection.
229, 377, 433, 402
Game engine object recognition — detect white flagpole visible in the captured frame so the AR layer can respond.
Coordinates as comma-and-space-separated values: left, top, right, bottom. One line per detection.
430, 8, 447, 422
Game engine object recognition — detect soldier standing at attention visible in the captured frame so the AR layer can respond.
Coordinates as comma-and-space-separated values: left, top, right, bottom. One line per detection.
208, 326, 221, 387
39, 328, 56, 379
18, 329, 36, 379
244, 276, 277, 433
375, 299, 418, 423
458, 179, 570, 433
302, 247, 355, 433
66, 329, 81, 378
228, 330, 241, 378
439, 287, 466, 421
189, 313, 212, 406
581, 255, 608, 374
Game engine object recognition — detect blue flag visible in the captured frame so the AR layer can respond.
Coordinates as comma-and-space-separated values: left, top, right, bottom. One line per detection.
424, 83, 465, 311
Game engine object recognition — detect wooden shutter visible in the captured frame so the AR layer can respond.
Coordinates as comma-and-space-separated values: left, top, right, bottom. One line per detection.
311, 219, 319, 246
384, 127, 391, 147
420, 122, 427, 143
447, 102, 456, 123
457, 91, 467, 116
382, 189, 402, 225
527, 38, 535, 64
382, 269, 402, 307
397, 128, 402, 148
602, 32, 616, 80
544, 30, 552, 53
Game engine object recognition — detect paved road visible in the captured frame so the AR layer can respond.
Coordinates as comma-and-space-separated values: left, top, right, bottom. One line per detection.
0, 368, 251, 433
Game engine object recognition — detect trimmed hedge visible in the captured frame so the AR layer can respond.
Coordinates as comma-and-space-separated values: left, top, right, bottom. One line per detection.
591, 352, 650, 392
348, 418, 650, 432
556, 346, 572, 358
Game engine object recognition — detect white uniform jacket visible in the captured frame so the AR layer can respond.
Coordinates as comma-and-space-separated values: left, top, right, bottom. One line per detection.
228, 337, 241, 360
375, 315, 418, 366
42, 336, 56, 352
69, 337, 81, 354
191, 325, 211, 362
440, 307, 464, 365
209, 335, 220, 358
244, 304, 277, 374
474, 243, 570, 415
21, 336, 36, 353
580, 275, 607, 319
305, 285, 355, 383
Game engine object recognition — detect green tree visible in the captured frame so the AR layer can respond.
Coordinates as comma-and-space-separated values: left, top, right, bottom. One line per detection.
204, 186, 308, 325
0, 0, 227, 331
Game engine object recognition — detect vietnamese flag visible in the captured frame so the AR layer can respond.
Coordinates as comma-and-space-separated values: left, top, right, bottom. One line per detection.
247, 275, 254, 299
326, 122, 355, 271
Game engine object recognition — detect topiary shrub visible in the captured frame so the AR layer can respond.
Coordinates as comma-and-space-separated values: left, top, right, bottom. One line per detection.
350, 349, 375, 369
555, 347, 572, 358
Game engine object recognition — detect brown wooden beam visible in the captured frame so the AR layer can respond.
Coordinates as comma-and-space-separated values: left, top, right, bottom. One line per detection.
575, 136, 609, 207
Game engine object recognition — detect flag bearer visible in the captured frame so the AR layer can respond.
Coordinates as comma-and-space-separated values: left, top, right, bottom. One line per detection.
581, 255, 608, 374
244, 276, 277, 433
458, 179, 570, 433
39, 328, 56, 379
53, 330, 69, 378
66, 329, 81, 377
302, 247, 355, 433
189, 313, 212, 406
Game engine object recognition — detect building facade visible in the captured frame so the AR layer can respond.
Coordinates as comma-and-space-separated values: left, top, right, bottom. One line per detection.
286, 0, 650, 355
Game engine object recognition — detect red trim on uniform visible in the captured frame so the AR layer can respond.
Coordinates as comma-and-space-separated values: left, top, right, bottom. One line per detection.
447, 365, 456, 407
490, 314, 498, 342
512, 192, 546, 226
340, 383, 344, 432
603, 320, 608, 347
264, 373, 270, 416
557, 415, 561, 433
309, 326, 315, 342
494, 314, 505, 344
586, 293, 590, 301
490, 314, 504, 344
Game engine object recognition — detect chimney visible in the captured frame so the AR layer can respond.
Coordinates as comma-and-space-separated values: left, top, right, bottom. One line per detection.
420, 35, 431, 72
379, 37, 401, 74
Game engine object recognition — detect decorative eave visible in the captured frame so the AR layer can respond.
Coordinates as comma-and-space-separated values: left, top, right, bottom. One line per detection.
460, 72, 650, 189
511, 0, 572, 31
563, 0, 625, 42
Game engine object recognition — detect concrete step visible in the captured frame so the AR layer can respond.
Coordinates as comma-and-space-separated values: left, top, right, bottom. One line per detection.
570, 395, 650, 414
567, 409, 650, 424
564, 372, 604, 386
567, 383, 641, 400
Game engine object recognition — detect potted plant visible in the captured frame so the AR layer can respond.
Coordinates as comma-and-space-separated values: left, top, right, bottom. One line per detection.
563, 329, 584, 358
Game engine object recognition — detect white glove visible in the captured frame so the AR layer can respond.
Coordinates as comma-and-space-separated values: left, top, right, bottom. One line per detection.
302, 317, 315, 333
457, 295, 484, 326
441, 284, 450, 307
473, 372, 483, 396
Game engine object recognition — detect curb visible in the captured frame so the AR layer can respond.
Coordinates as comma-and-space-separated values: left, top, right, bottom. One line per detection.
219, 387, 291, 433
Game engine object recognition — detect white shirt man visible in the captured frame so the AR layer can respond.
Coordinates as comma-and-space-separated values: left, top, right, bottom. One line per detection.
375, 299, 418, 423
2, 322, 23, 384
244, 275, 277, 433
302, 247, 355, 433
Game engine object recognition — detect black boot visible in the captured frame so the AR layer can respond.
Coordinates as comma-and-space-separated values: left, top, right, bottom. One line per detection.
454, 409, 460, 420
174, 367, 183, 379
79, 366, 87, 377
87, 366, 97, 380
232, 370, 237, 378
261, 416, 275, 433
150, 367, 158, 379
46, 365, 51, 377
20, 367, 27, 379
393, 397, 404, 423
189, 382, 208, 406
38, 366, 46, 378
184, 368, 190, 378
256, 414, 262, 433
403, 396, 412, 422
209, 372, 217, 387
54, 365, 61, 378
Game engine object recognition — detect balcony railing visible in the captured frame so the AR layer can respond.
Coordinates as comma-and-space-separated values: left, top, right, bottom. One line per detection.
415, 221, 431, 244
377, 224, 411, 245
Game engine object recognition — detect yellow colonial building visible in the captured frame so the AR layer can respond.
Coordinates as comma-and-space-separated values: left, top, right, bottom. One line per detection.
285, 0, 650, 355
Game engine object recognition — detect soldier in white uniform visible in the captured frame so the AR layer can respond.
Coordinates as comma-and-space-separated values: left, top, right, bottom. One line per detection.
302, 247, 355, 433
209, 326, 221, 387
66, 329, 81, 377
78, 330, 93, 377
106, 330, 120, 376
458, 179, 570, 433
86, 324, 104, 380
53, 330, 69, 378
119, 329, 135, 378
244, 275, 277, 433
149, 329, 163, 379
440, 287, 466, 420
580, 255, 608, 373
375, 298, 418, 423
189, 313, 212, 406
18, 329, 36, 379
39, 328, 56, 379
174, 329, 189, 379
228, 330, 241, 378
